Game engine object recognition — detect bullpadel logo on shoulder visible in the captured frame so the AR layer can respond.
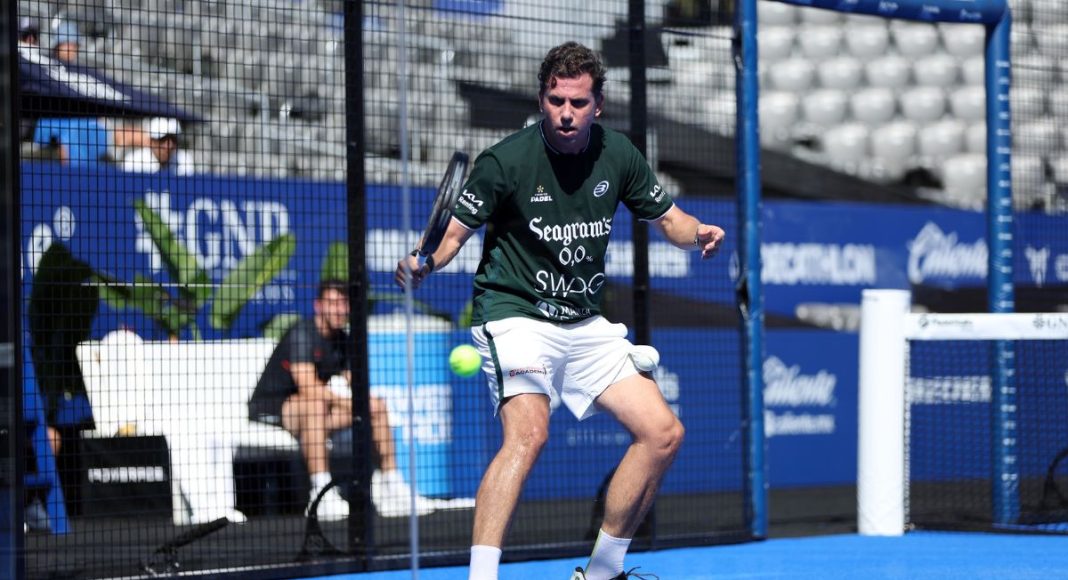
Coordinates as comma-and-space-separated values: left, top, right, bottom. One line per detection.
592, 181, 609, 198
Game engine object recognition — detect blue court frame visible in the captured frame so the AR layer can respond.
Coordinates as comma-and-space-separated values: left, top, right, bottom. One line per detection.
740, 0, 1015, 529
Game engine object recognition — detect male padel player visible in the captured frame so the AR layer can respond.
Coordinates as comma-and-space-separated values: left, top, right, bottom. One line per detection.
396, 42, 724, 580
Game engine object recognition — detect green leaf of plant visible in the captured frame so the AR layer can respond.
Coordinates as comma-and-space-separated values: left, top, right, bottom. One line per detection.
94, 272, 190, 338
210, 233, 296, 330
134, 199, 212, 306
321, 242, 348, 282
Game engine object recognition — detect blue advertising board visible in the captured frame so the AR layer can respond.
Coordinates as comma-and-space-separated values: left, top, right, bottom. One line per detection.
21, 164, 1068, 495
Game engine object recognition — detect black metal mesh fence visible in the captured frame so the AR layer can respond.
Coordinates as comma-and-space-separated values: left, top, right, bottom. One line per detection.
14, 0, 750, 578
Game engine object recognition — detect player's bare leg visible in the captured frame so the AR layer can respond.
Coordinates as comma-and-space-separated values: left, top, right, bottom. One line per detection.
581, 373, 683, 578
368, 396, 397, 471
283, 395, 333, 475
283, 394, 352, 519
472, 393, 550, 545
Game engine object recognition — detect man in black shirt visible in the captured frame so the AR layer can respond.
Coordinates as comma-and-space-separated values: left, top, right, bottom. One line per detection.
250, 280, 452, 519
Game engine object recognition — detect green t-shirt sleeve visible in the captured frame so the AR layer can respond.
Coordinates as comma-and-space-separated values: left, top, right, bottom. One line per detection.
620, 144, 674, 221
453, 152, 504, 229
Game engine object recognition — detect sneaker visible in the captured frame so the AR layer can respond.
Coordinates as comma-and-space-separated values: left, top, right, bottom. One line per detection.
25, 499, 50, 533
423, 496, 477, 511
570, 567, 659, 580
310, 486, 349, 522
372, 470, 435, 517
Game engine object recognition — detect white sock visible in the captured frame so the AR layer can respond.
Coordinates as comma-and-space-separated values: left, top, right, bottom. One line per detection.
469, 544, 502, 580
584, 529, 631, 580
310, 471, 331, 494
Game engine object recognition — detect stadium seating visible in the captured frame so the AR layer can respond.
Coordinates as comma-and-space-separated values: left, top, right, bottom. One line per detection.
850, 88, 897, 126
758, 26, 795, 62
818, 57, 864, 91
16, 0, 1068, 209
803, 89, 848, 127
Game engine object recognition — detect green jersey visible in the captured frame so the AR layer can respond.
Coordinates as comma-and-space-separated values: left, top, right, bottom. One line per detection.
454, 122, 674, 325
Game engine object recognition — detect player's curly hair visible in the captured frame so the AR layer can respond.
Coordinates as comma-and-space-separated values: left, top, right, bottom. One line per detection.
538, 41, 607, 98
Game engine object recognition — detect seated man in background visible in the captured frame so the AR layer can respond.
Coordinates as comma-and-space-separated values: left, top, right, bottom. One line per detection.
121, 117, 195, 175
50, 20, 81, 64
249, 279, 471, 520
32, 117, 111, 167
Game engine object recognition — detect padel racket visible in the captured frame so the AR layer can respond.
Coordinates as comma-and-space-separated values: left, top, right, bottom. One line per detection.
415, 151, 469, 269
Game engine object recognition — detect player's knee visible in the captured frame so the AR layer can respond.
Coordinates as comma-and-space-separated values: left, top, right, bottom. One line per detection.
294, 398, 330, 424
506, 423, 549, 458
651, 417, 685, 459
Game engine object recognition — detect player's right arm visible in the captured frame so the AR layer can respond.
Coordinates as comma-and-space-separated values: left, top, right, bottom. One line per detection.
394, 218, 476, 290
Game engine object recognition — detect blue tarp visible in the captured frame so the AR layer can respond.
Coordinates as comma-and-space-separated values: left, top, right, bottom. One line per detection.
18, 46, 200, 121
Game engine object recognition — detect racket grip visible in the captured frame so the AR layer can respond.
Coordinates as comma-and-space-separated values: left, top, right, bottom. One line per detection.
420, 254, 436, 273
409, 249, 435, 273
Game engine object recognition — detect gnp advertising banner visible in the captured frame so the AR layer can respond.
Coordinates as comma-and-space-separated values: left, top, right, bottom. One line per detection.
22, 166, 1068, 492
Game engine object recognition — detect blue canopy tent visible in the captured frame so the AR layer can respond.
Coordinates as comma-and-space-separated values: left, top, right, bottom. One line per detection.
18, 46, 200, 121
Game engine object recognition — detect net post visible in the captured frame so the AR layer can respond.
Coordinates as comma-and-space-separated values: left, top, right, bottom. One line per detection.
736, 0, 766, 540
857, 289, 910, 536
985, 11, 1019, 527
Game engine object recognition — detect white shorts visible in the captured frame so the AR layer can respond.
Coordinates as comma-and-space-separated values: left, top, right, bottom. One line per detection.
470, 316, 641, 420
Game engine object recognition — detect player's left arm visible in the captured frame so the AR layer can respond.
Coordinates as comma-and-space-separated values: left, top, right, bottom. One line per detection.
651, 205, 725, 260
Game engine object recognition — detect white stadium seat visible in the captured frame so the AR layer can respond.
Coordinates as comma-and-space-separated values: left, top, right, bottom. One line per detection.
1013, 155, 1048, 208
802, 89, 849, 126
939, 24, 985, 58
1030, 2, 1068, 25
822, 123, 870, 167
949, 85, 986, 121
845, 24, 890, 59
757, 0, 797, 26
960, 56, 985, 86
1015, 120, 1060, 152
1014, 54, 1056, 87
818, 57, 863, 91
1011, 22, 1036, 57
891, 22, 940, 58
1013, 86, 1047, 121
1050, 155, 1068, 185
900, 87, 947, 123
798, 25, 843, 59
965, 121, 987, 154
1048, 86, 1068, 120
769, 58, 817, 92
760, 91, 801, 147
871, 121, 918, 163
703, 91, 737, 125
913, 54, 959, 87
942, 153, 987, 206
918, 119, 966, 159
758, 26, 795, 62
865, 55, 911, 89
1033, 24, 1068, 58
851, 88, 897, 126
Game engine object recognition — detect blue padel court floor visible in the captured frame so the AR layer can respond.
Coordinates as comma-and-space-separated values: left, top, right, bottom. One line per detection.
307, 532, 1068, 579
